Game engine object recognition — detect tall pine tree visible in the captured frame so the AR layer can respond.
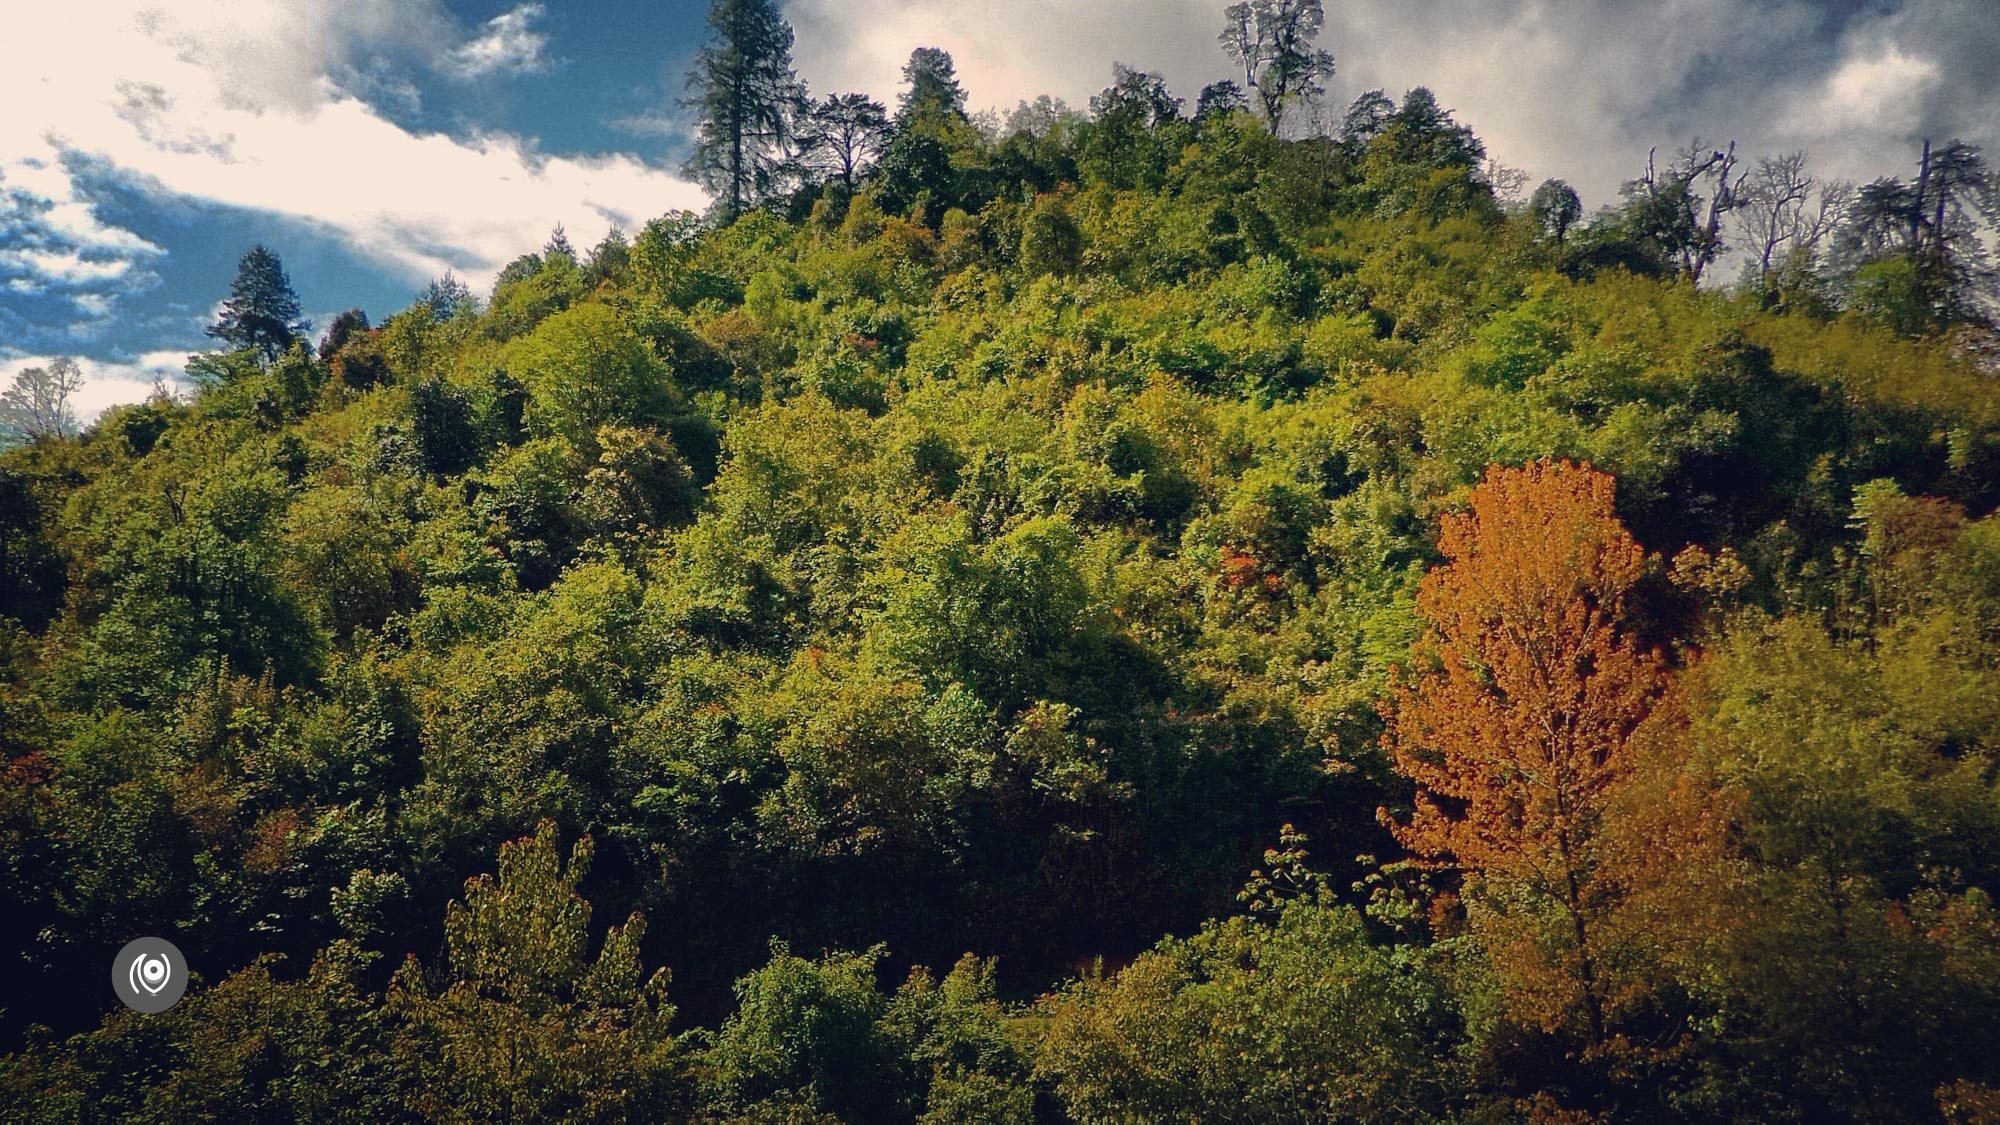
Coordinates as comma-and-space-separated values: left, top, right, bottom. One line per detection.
682, 0, 802, 221
208, 245, 310, 362
895, 47, 967, 126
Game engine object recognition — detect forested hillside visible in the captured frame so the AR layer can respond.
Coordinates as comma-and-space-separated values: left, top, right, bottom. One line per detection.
4, 1, 2000, 1120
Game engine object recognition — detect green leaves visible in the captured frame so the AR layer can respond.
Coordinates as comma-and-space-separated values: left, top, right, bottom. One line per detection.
391, 822, 687, 1123
440, 823, 596, 1008
207, 245, 310, 363
869, 514, 1093, 710
1037, 898, 1464, 1122
506, 303, 677, 449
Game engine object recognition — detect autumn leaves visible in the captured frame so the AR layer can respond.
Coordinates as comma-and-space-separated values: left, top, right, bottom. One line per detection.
1384, 460, 1699, 1071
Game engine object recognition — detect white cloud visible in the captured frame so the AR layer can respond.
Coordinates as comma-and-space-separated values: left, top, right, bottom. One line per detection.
1, 152, 168, 318
0, 350, 191, 423
1, 247, 137, 286
445, 4, 551, 80
1785, 43, 1941, 141
0, 0, 706, 326
128, 0, 456, 115
73, 91, 705, 285
609, 111, 690, 142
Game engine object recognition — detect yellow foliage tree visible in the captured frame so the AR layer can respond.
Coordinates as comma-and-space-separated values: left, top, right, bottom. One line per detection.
1384, 459, 1665, 1049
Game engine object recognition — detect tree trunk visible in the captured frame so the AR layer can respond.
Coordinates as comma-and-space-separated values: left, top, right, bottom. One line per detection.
1911, 138, 1932, 251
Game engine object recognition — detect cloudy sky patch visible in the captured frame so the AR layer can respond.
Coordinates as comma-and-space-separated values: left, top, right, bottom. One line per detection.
445, 4, 553, 80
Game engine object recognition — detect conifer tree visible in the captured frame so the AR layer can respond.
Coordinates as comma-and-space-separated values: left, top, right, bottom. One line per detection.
896, 47, 967, 126
682, 0, 803, 220
420, 272, 474, 319
208, 245, 310, 362
1840, 139, 2000, 330
878, 48, 972, 218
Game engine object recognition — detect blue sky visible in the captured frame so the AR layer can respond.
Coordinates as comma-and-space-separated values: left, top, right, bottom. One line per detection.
5, 0, 1998, 418
1, 0, 718, 413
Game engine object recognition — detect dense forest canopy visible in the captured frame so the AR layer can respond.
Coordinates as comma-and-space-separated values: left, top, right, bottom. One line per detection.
4, 0, 2000, 1120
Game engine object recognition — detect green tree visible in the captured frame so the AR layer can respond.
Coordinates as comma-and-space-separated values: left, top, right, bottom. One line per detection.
1217, 0, 1336, 135
883, 955, 1036, 1124
317, 308, 370, 362
487, 231, 591, 340
504, 302, 676, 449
1529, 178, 1583, 247
420, 272, 476, 319
798, 92, 892, 191
705, 944, 900, 1120
1079, 64, 1184, 190
280, 485, 417, 637
682, 0, 804, 220
868, 514, 1094, 711
207, 245, 311, 361
1584, 143, 1745, 281
1037, 897, 1464, 1121
878, 48, 978, 220
1019, 194, 1084, 276
1337, 87, 1394, 145
410, 376, 482, 477
1677, 495, 2000, 1119
0, 469, 65, 627
1195, 79, 1249, 120
389, 822, 686, 1123
1838, 139, 1999, 331
1350, 87, 1493, 221
897, 47, 968, 127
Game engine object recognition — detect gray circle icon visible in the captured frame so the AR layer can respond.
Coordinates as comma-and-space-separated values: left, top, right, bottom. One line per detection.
111, 937, 187, 1013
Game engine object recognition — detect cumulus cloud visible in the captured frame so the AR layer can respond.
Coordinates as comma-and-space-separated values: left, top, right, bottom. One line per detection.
1, 149, 167, 317
3, 248, 139, 287
1785, 0, 2000, 190
445, 4, 551, 80
0, 0, 705, 333
1784, 43, 1942, 141
127, 0, 457, 116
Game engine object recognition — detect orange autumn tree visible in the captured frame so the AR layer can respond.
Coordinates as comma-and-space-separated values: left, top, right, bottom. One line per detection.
1384, 459, 1667, 1050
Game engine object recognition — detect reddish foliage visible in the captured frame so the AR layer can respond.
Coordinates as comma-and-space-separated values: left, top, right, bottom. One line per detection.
1384, 459, 1666, 1046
